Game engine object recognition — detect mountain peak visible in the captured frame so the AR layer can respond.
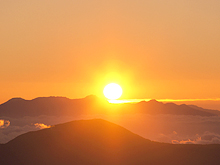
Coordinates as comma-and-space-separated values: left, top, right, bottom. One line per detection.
84, 95, 99, 100
4, 97, 26, 104
148, 99, 160, 103
147, 99, 164, 106
8, 97, 25, 101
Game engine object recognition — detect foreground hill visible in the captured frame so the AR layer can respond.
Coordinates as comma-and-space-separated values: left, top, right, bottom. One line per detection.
0, 96, 217, 118
0, 119, 220, 165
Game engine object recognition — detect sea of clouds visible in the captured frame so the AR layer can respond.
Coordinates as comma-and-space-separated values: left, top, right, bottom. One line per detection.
1, 114, 220, 144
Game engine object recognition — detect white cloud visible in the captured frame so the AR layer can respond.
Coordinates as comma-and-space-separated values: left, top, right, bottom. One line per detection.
0, 119, 10, 129
34, 123, 50, 129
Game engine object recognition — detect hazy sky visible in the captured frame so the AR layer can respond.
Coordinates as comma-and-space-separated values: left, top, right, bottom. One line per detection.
1, 0, 220, 103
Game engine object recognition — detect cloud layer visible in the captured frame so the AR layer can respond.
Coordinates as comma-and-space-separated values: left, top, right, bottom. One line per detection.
1, 114, 220, 144
0, 116, 84, 143
172, 132, 220, 144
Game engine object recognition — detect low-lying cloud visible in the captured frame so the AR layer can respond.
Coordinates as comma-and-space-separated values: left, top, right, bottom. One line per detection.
0, 115, 86, 144
34, 123, 51, 129
0, 119, 10, 128
99, 114, 220, 144
1, 114, 220, 144
172, 132, 220, 144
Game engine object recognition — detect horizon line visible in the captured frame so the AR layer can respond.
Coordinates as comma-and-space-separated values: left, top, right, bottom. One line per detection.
108, 98, 220, 104
2, 96, 220, 105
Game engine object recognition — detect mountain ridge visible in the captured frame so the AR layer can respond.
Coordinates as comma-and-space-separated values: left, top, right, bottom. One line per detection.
0, 96, 217, 118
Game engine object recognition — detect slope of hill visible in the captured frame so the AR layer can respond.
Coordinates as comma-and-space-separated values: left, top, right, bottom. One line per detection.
0, 119, 220, 165
0, 96, 217, 118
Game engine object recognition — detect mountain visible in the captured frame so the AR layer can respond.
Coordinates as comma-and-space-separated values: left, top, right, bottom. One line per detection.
0, 95, 106, 118
188, 104, 220, 116
0, 96, 217, 118
0, 119, 220, 165
133, 99, 216, 116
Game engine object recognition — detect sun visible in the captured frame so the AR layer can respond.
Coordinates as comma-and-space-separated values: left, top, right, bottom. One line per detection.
103, 83, 123, 100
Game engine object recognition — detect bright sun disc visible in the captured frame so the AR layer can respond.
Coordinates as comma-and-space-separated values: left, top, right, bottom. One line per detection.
103, 83, 123, 100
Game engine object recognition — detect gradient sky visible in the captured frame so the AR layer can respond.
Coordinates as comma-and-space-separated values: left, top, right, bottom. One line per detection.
1, 0, 220, 103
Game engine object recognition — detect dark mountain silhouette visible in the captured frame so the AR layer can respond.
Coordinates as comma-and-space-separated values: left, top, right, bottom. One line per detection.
0, 95, 105, 118
133, 99, 216, 116
0, 96, 217, 118
188, 104, 220, 116
0, 119, 220, 165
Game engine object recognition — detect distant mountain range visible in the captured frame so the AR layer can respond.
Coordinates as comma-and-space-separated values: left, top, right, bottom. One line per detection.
0, 119, 220, 165
0, 96, 218, 118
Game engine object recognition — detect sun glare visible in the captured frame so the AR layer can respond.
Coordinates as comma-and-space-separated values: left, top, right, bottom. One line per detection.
103, 83, 123, 100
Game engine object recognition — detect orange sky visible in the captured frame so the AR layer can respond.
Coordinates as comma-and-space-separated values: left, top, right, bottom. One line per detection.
0, 0, 220, 103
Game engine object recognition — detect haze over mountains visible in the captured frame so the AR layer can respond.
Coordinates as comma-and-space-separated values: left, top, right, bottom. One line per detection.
1, 96, 220, 144
0, 119, 220, 165
0, 95, 218, 118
